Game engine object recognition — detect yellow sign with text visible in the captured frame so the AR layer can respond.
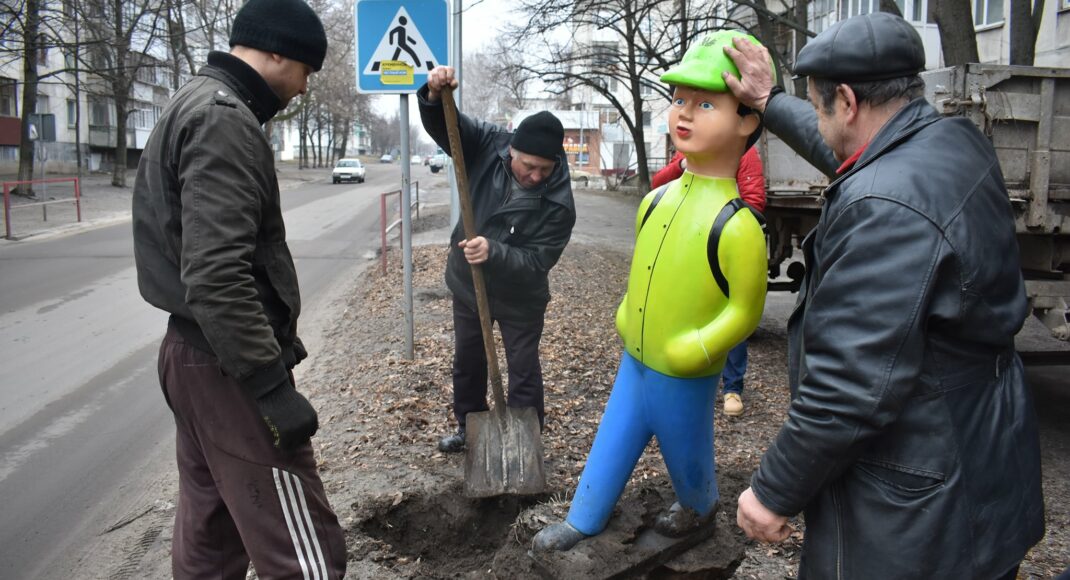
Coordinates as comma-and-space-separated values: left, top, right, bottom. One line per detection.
379, 61, 415, 85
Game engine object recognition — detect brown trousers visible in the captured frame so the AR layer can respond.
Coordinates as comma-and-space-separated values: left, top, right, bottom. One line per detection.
158, 326, 346, 579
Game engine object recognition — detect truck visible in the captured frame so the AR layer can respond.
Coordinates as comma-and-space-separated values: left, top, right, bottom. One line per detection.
759, 64, 1070, 362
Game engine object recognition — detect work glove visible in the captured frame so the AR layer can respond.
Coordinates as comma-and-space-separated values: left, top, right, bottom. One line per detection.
255, 379, 319, 452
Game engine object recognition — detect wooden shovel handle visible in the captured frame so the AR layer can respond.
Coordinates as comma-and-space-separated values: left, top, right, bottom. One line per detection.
440, 87, 507, 413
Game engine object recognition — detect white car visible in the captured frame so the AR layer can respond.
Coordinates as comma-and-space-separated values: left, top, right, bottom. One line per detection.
332, 159, 365, 184
410, 155, 422, 165
429, 151, 449, 173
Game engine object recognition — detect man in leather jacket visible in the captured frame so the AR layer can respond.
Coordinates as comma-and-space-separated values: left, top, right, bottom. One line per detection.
418, 67, 576, 453
132, 0, 346, 576
724, 13, 1044, 579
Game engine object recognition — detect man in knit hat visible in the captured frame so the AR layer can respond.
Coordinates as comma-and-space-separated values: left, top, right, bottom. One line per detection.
418, 66, 576, 454
132, 0, 346, 576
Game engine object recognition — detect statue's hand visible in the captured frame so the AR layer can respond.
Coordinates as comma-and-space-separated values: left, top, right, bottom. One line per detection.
664, 329, 712, 376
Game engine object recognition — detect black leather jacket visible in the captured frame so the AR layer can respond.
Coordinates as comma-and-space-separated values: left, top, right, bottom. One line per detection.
753, 94, 1045, 579
418, 85, 576, 321
133, 52, 304, 396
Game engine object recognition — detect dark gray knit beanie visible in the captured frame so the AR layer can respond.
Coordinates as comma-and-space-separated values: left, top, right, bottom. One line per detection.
229, 0, 328, 72
511, 111, 565, 160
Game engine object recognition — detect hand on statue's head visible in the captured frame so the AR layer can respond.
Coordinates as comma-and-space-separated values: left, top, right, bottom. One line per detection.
722, 37, 776, 113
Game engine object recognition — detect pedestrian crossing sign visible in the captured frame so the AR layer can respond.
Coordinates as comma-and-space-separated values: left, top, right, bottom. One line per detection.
355, 0, 450, 94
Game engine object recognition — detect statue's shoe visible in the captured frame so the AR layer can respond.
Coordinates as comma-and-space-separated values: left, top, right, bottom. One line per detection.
532, 522, 588, 552
654, 501, 717, 538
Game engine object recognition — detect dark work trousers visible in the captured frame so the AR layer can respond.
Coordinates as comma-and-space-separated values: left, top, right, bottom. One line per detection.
452, 296, 545, 429
158, 326, 346, 580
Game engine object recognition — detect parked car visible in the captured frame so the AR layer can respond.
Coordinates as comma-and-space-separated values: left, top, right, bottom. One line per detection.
379, 154, 394, 163
429, 150, 448, 173
410, 155, 422, 165
332, 158, 366, 184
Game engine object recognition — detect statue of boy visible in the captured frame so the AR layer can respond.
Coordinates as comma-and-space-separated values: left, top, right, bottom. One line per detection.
534, 30, 769, 551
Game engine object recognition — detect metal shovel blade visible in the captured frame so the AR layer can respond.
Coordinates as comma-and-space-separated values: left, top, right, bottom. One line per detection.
463, 405, 546, 497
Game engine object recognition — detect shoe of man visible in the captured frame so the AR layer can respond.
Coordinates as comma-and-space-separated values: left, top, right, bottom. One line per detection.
437, 428, 465, 453
723, 393, 743, 416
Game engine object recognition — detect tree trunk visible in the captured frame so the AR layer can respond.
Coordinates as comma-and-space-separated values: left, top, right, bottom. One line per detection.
112, 88, 128, 187
1009, 0, 1038, 65
16, 0, 40, 196
792, 0, 810, 96
879, 0, 903, 16
73, 10, 83, 179
930, 0, 979, 65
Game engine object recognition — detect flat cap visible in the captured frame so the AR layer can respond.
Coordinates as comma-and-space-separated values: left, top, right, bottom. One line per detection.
794, 13, 925, 82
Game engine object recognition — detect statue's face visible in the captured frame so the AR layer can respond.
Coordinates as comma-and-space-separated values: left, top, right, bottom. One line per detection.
668, 87, 746, 157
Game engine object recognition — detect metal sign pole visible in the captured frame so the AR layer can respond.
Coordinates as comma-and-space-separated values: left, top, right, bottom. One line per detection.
355, 0, 450, 360
400, 94, 415, 359
448, 0, 462, 229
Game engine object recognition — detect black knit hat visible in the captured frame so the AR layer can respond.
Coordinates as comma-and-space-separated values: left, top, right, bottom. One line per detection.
511, 111, 564, 160
229, 0, 328, 72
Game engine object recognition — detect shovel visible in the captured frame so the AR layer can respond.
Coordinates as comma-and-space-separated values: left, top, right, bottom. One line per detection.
440, 86, 547, 498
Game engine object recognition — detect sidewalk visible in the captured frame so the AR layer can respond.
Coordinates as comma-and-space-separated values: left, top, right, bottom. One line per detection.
1, 161, 327, 242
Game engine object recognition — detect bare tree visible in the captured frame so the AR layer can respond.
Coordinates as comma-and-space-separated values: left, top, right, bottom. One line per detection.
929, 0, 980, 65
75, 0, 168, 187
505, 0, 755, 191
0, 0, 73, 193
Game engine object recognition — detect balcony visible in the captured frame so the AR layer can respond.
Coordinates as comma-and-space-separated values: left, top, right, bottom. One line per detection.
88, 125, 135, 148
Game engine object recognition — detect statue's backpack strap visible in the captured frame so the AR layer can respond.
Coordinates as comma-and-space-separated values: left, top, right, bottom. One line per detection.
708, 198, 765, 297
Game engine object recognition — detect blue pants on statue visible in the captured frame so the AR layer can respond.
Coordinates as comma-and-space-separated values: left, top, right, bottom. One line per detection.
566, 352, 720, 536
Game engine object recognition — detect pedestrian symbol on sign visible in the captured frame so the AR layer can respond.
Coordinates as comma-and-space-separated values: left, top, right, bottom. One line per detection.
365, 8, 437, 74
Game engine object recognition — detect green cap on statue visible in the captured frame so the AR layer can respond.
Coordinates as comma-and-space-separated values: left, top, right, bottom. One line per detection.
660, 30, 770, 93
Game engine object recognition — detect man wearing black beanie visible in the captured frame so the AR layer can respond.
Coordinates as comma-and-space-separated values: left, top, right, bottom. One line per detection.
418, 66, 576, 454
132, 0, 345, 577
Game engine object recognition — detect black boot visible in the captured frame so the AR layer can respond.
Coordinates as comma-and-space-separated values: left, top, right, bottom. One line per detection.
437, 428, 466, 453
654, 501, 717, 538
532, 522, 587, 552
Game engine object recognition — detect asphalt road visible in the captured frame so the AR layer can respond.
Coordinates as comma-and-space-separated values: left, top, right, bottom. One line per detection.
0, 162, 432, 579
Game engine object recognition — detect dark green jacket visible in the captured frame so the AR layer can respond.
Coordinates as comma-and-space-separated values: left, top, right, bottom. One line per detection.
133, 51, 304, 397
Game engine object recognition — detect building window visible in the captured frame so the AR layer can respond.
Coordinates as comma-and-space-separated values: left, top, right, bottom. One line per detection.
35, 94, 49, 114
0, 146, 17, 161
67, 99, 77, 127
641, 111, 651, 127
90, 98, 110, 126
1060, 0, 1069, 10
809, 0, 837, 33
136, 64, 159, 86
974, 0, 1004, 26
0, 78, 16, 117
591, 42, 617, 68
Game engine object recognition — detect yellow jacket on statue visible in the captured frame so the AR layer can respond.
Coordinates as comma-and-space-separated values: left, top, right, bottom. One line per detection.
617, 171, 767, 378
